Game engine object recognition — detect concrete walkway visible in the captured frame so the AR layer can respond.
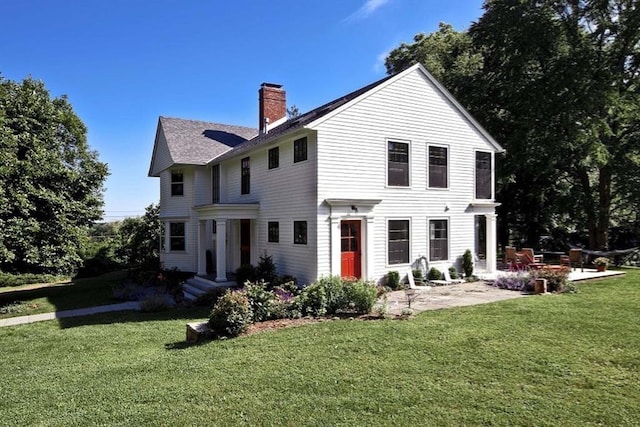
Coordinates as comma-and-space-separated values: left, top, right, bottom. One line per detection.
0, 301, 141, 328
383, 281, 528, 316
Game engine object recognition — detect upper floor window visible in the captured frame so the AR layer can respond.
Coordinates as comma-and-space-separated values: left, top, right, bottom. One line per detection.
388, 141, 409, 187
428, 146, 448, 189
268, 147, 279, 169
294, 221, 307, 245
268, 221, 279, 243
241, 157, 250, 195
212, 164, 220, 204
171, 170, 184, 196
475, 151, 492, 199
388, 219, 410, 264
169, 222, 185, 251
294, 137, 307, 163
429, 219, 448, 261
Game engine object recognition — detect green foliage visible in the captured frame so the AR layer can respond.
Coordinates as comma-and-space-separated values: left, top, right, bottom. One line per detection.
427, 267, 442, 281
0, 271, 62, 288
0, 76, 108, 275
116, 204, 161, 270
139, 293, 172, 312
255, 252, 278, 287
593, 257, 610, 267
244, 281, 276, 322
448, 267, 459, 279
386, 270, 400, 290
462, 249, 474, 278
208, 290, 253, 337
344, 280, 378, 314
235, 264, 256, 285
298, 276, 377, 316
534, 268, 573, 293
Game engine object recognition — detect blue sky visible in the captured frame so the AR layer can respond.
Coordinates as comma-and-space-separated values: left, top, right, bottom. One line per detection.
2, 0, 484, 220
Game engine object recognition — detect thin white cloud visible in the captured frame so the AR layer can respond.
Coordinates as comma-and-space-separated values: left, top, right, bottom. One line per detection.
374, 48, 391, 73
344, 0, 391, 23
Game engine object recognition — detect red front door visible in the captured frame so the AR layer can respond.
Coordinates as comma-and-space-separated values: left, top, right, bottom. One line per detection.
341, 220, 361, 279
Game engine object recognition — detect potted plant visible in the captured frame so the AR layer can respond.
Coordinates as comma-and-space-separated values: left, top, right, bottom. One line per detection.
593, 257, 609, 272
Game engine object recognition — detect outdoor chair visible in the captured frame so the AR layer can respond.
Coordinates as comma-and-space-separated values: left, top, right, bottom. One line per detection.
430, 269, 465, 285
407, 269, 432, 290
515, 251, 545, 270
568, 248, 584, 272
521, 248, 543, 264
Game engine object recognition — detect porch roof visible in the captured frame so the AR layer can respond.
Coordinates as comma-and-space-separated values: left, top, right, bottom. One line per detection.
194, 203, 260, 220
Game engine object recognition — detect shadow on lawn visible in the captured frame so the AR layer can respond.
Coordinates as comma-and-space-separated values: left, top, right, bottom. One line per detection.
55, 305, 211, 329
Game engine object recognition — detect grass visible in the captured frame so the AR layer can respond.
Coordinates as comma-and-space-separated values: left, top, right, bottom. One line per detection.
0, 271, 126, 319
0, 270, 639, 426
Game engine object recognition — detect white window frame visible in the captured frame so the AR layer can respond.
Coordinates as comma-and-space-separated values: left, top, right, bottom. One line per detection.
428, 218, 450, 262
385, 138, 411, 188
170, 170, 184, 196
474, 150, 494, 200
386, 218, 411, 266
427, 144, 450, 190
169, 222, 186, 252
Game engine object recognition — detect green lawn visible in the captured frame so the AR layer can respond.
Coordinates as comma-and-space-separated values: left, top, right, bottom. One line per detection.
1, 270, 638, 426
0, 271, 126, 319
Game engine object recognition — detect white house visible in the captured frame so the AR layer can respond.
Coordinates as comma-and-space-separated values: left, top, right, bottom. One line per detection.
148, 64, 504, 287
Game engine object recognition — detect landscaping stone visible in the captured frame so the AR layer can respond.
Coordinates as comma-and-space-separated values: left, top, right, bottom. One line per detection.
534, 278, 548, 294
186, 321, 213, 343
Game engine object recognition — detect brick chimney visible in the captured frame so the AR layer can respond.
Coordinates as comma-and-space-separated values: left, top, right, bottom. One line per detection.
259, 83, 286, 134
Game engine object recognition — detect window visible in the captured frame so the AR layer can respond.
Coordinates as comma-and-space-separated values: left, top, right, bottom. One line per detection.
268, 147, 279, 169
212, 164, 220, 203
388, 220, 409, 264
171, 171, 183, 196
268, 221, 279, 243
293, 221, 307, 245
388, 141, 409, 186
475, 151, 492, 199
429, 219, 448, 261
241, 157, 250, 195
294, 137, 307, 163
169, 222, 185, 251
428, 146, 448, 188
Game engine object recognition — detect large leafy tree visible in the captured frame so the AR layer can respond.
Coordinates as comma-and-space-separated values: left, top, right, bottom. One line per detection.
386, 0, 640, 250
0, 76, 108, 274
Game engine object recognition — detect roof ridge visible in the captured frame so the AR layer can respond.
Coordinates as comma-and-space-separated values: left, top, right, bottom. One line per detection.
160, 116, 258, 132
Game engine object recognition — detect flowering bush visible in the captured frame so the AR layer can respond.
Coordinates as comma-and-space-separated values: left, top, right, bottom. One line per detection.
209, 290, 253, 337
493, 272, 534, 292
533, 267, 572, 293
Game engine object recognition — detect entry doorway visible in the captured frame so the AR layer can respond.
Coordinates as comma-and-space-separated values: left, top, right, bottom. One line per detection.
341, 220, 361, 279
240, 219, 251, 265
474, 215, 487, 270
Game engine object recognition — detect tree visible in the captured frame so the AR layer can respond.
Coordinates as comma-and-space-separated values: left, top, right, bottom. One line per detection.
385, 1, 640, 250
116, 203, 162, 270
0, 76, 109, 274
287, 105, 301, 119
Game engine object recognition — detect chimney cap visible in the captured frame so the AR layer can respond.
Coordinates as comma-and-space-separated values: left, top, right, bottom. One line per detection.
260, 82, 283, 89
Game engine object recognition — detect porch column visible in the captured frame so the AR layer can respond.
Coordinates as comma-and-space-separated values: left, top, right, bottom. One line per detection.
163, 221, 170, 253
330, 216, 341, 276
485, 213, 497, 273
215, 219, 228, 282
197, 220, 207, 276
365, 216, 375, 281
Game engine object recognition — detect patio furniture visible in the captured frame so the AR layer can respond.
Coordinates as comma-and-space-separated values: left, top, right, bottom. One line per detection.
406, 269, 431, 290
515, 251, 545, 270
568, 248, 584, 272
430, 269, 465, 285
521, 248, 543, 263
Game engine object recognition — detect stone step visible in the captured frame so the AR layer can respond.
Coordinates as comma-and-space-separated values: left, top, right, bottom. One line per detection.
183, 276, 236, 302
186, 276, 218, 292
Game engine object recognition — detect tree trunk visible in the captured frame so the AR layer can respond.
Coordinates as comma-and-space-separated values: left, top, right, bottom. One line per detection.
595, 165, 612, 250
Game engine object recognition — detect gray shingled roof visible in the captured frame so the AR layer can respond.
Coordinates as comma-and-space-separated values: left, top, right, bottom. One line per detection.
160, 116, 258, 165
212, 73, 395, 163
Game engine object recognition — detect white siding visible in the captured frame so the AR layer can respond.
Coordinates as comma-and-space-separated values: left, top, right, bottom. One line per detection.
314, 67, 498, 281
149, 128, 174, 177
218, 132, 318, 284
159, 167, 198, 272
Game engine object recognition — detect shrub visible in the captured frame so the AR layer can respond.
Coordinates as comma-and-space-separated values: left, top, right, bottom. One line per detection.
412, 269, 424, 281
448, 267, 459, 279
463, 249, 474, 277
209, 290, 254, 337
427, 267, 442, 281
298, 282, 327, 317
0, 271, 63, 288
272, 287, 299, 319
387, 271, 400, 290
344, 280, 378, 314
113, 280, 143, 301
534, 268, 572, 293
194, 286, 228, 307
317, 276, 347, 315
235, 264, 256, 286
140, 293, 173, 312
255, 253, 278, 287
244, 281, 277, 322
493, 272, 534, 292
